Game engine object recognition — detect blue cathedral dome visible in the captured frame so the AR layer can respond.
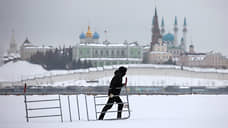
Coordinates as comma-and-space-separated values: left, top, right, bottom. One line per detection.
162, 33, 175, 42
79, 32, 86, 39
93, 32, 99, 39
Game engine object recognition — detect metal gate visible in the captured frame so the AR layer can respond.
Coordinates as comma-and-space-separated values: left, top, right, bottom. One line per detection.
23, 83, 130, 122
23, 83, 63, 122
93, 86, 131, 120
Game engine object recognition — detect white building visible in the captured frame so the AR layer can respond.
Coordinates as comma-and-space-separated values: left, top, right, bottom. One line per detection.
72, 26, 143, 67
20, 38, 54, 60
146, 39, 172, 64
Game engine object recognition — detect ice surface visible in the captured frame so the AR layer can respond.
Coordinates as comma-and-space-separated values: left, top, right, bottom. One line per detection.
0, 95, 228, 128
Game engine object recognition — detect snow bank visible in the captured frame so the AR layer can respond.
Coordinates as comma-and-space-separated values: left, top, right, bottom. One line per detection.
128, 64, 228, 73
1, 61, 228, 83
99, 75, 228, 87
0, 61, 48, 82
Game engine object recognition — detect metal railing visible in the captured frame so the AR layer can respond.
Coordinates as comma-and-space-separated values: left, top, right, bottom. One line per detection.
23, 82, 131, 122
23, 83, 63, 122
93, 86, 131, 120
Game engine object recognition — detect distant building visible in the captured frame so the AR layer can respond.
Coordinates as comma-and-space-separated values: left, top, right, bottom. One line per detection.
145, 7, 183, 64
145, 39, 172, 64
7, 30, 18, 55
144, 8, 187, 64
72, 26, 143, 67
3, 30, 20, 63
177, 45, 228, 69
0, 55, 3, 66
20, 38, 54, 60
161, 16, 187, 59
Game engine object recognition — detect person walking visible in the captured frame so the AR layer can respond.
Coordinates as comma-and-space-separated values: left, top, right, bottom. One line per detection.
98, 66, 127, 120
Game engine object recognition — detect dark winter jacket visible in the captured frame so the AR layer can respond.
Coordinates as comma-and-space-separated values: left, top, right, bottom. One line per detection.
108, 69, 126, 96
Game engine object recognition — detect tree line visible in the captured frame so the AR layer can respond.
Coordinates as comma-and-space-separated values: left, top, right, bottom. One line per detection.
30, 47, 92, 70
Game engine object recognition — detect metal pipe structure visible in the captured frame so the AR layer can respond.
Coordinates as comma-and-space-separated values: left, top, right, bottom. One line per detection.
125, 86, 131, 118
24, 93, 63, 122
24, 94, 29, 122
93, 95, 98, 120
84, 95, 89, 121
67, 96, 72, 122
76, 95, 80, 120
58, 95, 63, 122
93, 86, 131, 120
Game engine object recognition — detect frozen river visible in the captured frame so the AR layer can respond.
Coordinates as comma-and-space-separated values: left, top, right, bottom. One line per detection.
1, 95, 228, 128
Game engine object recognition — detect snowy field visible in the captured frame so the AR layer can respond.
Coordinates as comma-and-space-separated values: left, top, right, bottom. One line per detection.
1, 61, 228, 82
41, 75, 228, 87
1, 61, 228, 87
1, 95, 228, 128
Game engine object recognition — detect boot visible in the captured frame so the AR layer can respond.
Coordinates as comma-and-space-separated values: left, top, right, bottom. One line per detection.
98, 113, 105, 120
117, 112, 122, 119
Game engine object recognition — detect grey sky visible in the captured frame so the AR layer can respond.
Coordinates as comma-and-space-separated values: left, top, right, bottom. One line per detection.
0, 0, 228, 56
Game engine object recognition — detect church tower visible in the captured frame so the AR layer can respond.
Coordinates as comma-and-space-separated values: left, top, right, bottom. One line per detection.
151, 7, 162, 51
161, 17, 165, 36
8, 29, 18, 54
173, 16, 178, 46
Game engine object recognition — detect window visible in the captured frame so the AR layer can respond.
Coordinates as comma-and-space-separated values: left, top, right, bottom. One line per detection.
106, 50, 109, 57
95, 50, 98, 56
111, 50, 114, 57
121, 50, 125, 57
80, 50, 82, 55
100, 50, 103, 57
117, 50, 120, 57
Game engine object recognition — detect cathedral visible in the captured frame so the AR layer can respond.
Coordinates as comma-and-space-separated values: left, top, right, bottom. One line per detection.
145, 8, 187, 64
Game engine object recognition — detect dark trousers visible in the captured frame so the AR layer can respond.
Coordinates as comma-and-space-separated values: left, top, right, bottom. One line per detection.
98, 96, 124, 120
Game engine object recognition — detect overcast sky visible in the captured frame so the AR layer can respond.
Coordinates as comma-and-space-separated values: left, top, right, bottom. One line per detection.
0, 0, 228, 56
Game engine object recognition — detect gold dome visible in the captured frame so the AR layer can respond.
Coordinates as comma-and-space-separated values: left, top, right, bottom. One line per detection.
86, 26, 93, 38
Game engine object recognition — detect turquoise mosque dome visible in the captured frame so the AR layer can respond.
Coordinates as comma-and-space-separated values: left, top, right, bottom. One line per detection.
162, 33, 175, 42
93, 32, 99, 39
79, 32, 86, 39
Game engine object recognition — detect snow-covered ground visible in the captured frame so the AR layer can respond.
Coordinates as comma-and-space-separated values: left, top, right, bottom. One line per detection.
1, 61, 228, 87
1, 61, 228, 82
0, 61, 48, 82
1, 95, 228, 128
44, 75, 228, 87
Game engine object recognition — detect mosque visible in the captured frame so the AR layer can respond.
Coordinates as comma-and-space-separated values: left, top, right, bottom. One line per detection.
145, 8, 187, 64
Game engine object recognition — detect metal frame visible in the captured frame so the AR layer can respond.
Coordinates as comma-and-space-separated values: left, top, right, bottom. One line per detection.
23, 82, 63, 123
24, 94, 63, 122
23, 82, 130, 122
68, 96, 72, 122
93, 86, 131, 120
76, 95, 81, 120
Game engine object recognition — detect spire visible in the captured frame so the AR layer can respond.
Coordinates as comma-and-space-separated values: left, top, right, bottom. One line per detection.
8, 29, 17, 54
183, 17, 187, 33
151, 7, 162, 50
152, 17, 154, 25
10, 29, 16, 45
173, 16, 178, 46
86, 25, 93, 38
182, 17, 187, 51
155, 7, 157, 17
88, 25, 90, 31
174, 16, 178, 25
161, 17, 165, 35
184, 17, 187, 26
161, 17, 164, 27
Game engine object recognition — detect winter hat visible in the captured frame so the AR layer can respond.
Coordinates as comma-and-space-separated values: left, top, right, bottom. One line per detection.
118, 66, 127, 73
